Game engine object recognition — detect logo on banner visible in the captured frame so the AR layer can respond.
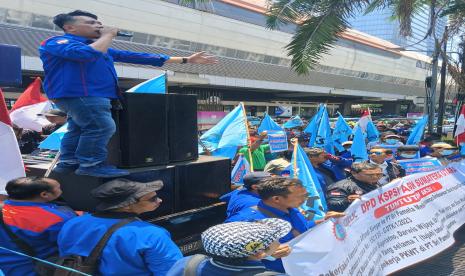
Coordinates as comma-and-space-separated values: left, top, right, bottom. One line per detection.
332, 220, 346, 241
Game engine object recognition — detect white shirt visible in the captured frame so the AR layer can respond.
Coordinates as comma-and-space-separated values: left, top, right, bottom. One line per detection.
370, 159, 389, 185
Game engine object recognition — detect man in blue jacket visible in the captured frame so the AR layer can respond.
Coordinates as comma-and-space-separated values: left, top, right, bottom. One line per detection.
220, 172, 272, 219
39, 10, 217, 177
0, 177, 77, 276
226, 177, 344, 273
58, 178, 182, 275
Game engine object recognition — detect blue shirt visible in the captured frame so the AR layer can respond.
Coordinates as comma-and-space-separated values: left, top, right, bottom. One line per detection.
220, 189, 261, 219
225, 201, 315, 272
58, 213, 182, 276
167, 257, 280, 276
39, 33, 170, 99
0, 201, 77, 276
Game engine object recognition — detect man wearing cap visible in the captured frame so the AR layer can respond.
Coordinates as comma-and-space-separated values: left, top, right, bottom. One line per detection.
220, 172, 272, 219
167, 219, 291, 275
396, 145, 420, 160
327, 162, 382, 212
1, 177, 77, 276
338, 141, 353, 160
57, 178, 182, 275
226, 177, 344, 272
430, 142, 462, 165
39, 109, 68, 136
367, 132, 403, 150
369, 147, 405, 185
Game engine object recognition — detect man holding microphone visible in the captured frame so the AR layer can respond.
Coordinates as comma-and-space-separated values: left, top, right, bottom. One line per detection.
39, 10, 217, 178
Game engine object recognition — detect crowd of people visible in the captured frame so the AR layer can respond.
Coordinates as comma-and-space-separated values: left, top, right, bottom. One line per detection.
1, 7, 463, 276
2, 114, 462, 275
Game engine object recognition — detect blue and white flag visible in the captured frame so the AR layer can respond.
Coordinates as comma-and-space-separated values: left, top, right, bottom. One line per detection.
290, 144, 327, 221
406, 115, 428, 145
283, 115, 303, 129
351, 127, 368, 162
304, 104, 325, 147
231, 155, 251, 185
258, 113, 284, 134
199, 103, 248, 157
38, 123, 68, 150
127, 73, 166, 94
332, 113, 352, 152
315, 106, 335, 154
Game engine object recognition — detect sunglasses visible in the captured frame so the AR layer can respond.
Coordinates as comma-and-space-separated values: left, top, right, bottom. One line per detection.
369, 151, 385, 156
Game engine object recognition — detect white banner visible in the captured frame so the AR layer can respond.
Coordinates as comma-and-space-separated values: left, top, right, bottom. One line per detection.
283, 162, 465, 276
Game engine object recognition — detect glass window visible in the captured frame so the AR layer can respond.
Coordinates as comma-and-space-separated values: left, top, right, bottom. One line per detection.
132, 32, 148, 44
31, 14, 54, 29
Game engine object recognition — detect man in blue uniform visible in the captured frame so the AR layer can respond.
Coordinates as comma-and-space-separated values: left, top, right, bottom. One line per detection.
226, 177, 344, 272
40, 10, 217, 177
0, 177, 77, 276
57, 178, 182, 275
167, 218, 291, 275
220, 172, 272, 218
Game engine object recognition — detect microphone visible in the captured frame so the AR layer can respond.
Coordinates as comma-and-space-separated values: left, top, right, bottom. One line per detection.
117, 31, 133, 38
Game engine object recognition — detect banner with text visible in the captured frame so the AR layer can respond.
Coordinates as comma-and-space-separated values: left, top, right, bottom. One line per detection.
268, 132, 288, 153
283, 162, 465, 275
397, 158, 443, 175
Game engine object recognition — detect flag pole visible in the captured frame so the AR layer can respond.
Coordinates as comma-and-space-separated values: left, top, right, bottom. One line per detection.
291, 138, 298, 178
240, 102, 254, 172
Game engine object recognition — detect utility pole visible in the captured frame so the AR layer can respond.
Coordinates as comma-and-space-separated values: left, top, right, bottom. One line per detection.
437, 26, 448, 136
428, 40, 439, 133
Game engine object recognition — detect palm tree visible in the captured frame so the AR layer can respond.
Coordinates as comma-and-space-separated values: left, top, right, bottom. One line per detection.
266, 0, 463, 74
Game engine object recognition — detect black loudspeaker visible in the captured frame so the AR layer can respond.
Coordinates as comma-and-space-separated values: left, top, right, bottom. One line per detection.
0, 44, 21, 86
50, 166, 176, 216
119, 93, 169, 167
175, 156, 231, 212
168, 94, 198, 162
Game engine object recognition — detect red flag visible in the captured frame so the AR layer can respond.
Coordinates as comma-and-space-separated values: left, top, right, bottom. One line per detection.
0, 89, 26, 194
455, 104, 465, 145
9, 77, 51, 131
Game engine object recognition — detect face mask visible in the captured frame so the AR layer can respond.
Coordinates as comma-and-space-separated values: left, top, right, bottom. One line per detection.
400, 153, 417, 159
385, 139, 398, 145
441, 150, 455, 156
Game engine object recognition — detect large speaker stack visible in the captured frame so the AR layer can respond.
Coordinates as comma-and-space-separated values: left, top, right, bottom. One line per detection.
51, 92, 231, 215
0, 44, 22, 86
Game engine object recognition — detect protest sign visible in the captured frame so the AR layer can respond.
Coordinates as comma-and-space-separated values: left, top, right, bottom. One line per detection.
397, 158, 443, 175
268, 132, 288, 153
231, 155, 251, 185
283, 162, 465, 275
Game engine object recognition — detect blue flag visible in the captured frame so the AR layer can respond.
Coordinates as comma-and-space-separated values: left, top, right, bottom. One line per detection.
258, 113, 284, 134
332, 113, 352, 152
314, 106, 335, 154
304, 104, 325, 146
199, 104, 247, 157
366, 120, 380, 142
351, 127, 368, 162
290, 144, 327, 220
406, 115, 428, 145
283, 115, 303, 129
231, 155, 251, 185
127, 73, 166, 94
38, 123, 68, 150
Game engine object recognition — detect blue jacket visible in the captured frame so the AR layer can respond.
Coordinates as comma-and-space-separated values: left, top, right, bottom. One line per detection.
58, 213, 182, 276
220, 189, 261, 219
39, 33, 170, 99
0, 201, 77, 276
167, 257, 281, 276
225, 201, 315, 273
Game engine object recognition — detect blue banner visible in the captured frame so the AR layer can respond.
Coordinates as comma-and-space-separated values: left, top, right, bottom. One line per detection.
127, 73, 166, 94
258, 113, 284, 133
305, 104, 325, 147
332, 113, 352, 152
397, 158, 442, 175
268, 132, 288, 153
406, 115, 428, 145
283, 115, 303, 129
352, 127, 368, 162
315, 106, 335, 154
